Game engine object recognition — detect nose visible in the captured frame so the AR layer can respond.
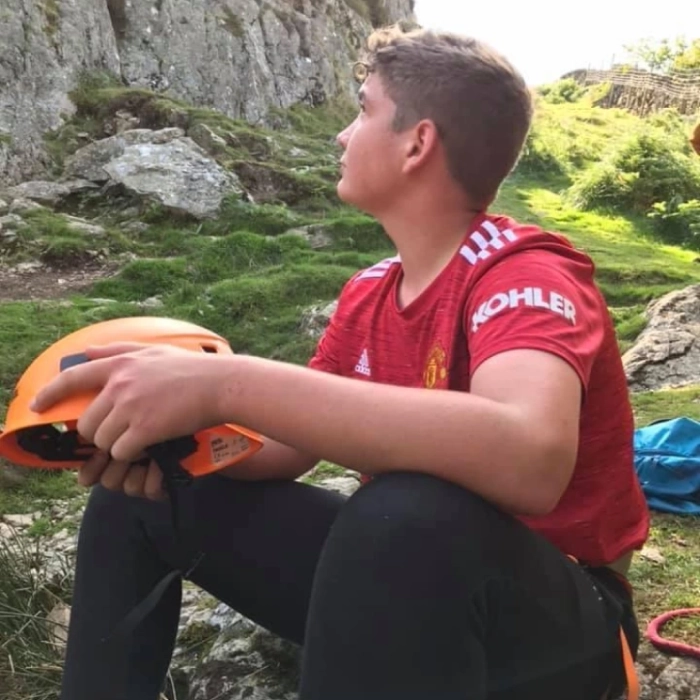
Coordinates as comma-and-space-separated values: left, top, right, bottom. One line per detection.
336, 118, 356, 150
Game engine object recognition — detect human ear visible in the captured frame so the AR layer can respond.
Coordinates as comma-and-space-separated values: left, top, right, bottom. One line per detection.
402, 119, 440, 174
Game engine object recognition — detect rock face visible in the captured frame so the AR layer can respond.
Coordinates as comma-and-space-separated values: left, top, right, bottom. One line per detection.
299, 300, 338, 339
0, 0, 121, 184
66, 126, 243, 219
0, 0, 416, 186
623, 284, 700, 392
2, 126, 243, 219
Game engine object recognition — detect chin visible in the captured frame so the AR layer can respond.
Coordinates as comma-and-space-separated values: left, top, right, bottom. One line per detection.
337, 180, 357, 206
337, 180, 373, 214
336, 176, 350, 198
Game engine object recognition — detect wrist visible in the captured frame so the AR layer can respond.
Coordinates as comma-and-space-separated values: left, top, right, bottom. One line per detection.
211, 353, 249, 427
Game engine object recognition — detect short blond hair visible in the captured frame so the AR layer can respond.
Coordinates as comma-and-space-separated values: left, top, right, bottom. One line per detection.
356, 25, 533, 209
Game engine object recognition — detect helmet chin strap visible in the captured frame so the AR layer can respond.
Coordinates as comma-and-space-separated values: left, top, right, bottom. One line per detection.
101, 435, 207, 643
144, 436, 200, 544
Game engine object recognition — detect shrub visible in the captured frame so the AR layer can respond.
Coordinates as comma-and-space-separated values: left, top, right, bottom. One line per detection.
648, 197, 700, 248
568, 130, 700, 213
538, 78, 585, 105
514, 124, 568, 178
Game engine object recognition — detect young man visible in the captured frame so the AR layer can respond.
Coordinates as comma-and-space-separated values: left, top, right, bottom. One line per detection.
34, 26, 649, 700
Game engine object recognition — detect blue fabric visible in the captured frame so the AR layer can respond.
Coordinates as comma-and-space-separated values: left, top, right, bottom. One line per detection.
634, 416, 700, 515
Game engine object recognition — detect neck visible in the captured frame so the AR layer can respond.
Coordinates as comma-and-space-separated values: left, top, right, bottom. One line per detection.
378, 202, 482, 308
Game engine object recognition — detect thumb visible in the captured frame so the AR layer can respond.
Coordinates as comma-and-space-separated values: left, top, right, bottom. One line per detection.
84, 342, 151, 359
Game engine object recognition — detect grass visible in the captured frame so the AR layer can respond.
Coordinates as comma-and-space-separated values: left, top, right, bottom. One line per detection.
626, 390, 700, 646
2, 76, 700, 696
631, 386, 700, 427
0, 471, 81, 516
0, 533, 73, 700
628, 512, 700, 647
495, 178, 700, 299
0, 299, 111, 411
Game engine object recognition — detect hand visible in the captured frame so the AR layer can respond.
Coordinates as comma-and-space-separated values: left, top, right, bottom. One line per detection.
79, 449, 167, 501
30, 342, 228, 464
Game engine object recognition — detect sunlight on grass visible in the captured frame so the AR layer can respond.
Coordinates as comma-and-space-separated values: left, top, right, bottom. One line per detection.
495, 180, 700, 312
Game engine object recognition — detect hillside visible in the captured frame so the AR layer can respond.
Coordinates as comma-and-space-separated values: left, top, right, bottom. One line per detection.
1, 75, 700, 698
0, 0, 416, 186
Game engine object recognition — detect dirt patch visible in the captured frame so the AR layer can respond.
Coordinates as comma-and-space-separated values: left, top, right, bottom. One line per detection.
0, 261, 120, 302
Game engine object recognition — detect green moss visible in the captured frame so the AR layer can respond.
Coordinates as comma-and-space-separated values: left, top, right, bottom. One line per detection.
42, 0, 60, 41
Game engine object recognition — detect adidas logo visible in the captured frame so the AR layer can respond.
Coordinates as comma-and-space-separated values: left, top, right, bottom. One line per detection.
354, 348, 371, 377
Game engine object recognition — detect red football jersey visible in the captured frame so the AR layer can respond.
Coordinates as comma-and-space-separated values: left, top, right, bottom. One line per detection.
308, 212, 649, 566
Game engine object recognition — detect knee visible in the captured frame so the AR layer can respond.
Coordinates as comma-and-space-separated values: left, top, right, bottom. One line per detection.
331, 471, 499, 544
80, 482, 168, 531
77, 484, 129, 534
83, 482, 128, 517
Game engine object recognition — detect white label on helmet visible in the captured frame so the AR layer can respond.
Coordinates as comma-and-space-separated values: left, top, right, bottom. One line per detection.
209, 433, 250, 466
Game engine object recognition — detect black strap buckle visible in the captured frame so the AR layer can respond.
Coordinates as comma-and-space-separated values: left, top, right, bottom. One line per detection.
16, 424, 95, 462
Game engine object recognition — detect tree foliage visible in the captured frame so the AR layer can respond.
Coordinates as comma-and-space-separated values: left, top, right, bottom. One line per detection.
622, 36, 700, 73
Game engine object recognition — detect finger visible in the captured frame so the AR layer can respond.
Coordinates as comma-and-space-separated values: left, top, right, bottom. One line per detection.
92, 408, 130, 456
123, 464, 148, 498
30, 358, 111, 413
144, 461, 166, 501
75, 389, 114, 445
109, 428, 148, 464
78, 450, 111, 487
85, 343, 151, 359
99, 459, 131, 491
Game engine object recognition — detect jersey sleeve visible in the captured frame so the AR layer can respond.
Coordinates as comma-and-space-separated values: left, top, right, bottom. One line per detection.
306, 271, 361, 374
306, 303, 342, 374
464, 250, 606, 391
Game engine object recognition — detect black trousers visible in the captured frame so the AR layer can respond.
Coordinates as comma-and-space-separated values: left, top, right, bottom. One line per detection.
59, 471, 638, 700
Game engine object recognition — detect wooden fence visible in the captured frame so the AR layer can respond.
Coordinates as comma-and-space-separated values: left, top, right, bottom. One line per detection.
563, 66, 700, 117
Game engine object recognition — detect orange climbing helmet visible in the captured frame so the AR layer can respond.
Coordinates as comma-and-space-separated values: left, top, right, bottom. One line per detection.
0, 316, 263, 477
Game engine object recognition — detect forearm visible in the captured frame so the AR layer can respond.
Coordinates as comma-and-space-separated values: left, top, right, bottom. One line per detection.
215, 355, 570, 515
219, 436, 319, 481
